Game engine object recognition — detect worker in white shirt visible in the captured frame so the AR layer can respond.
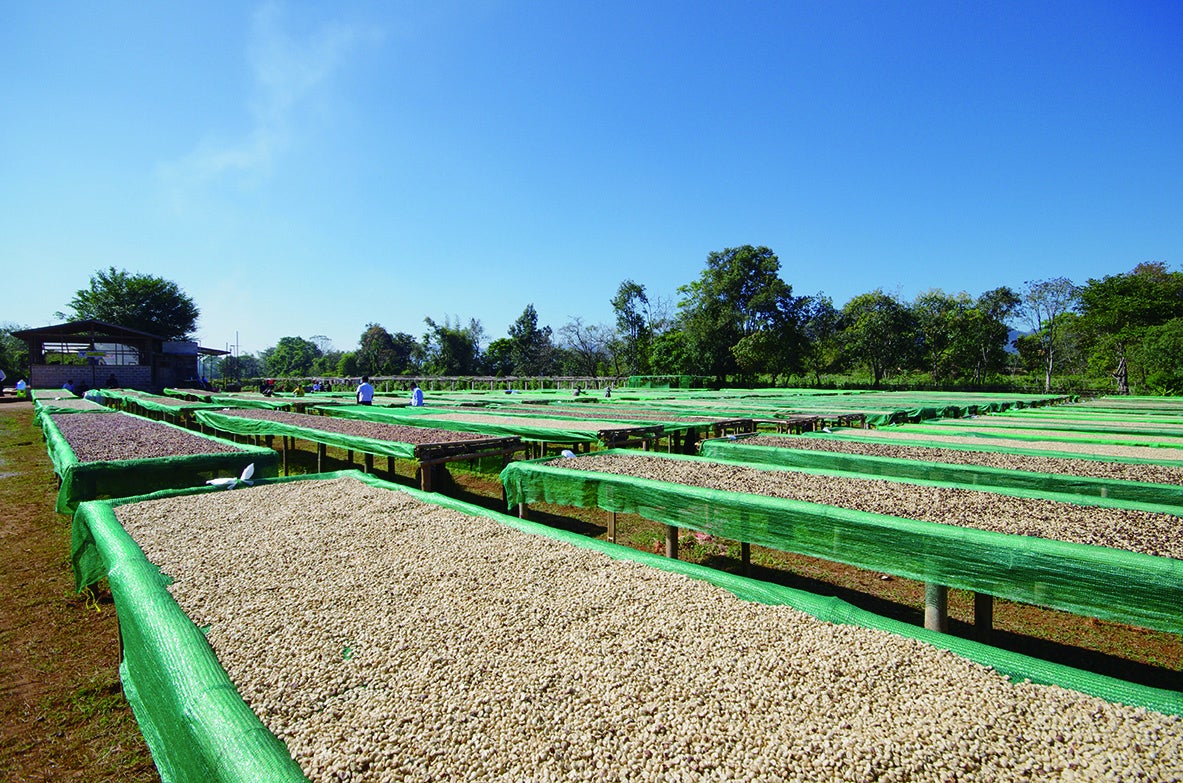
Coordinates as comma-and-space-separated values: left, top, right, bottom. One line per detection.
356, 376, 375, 405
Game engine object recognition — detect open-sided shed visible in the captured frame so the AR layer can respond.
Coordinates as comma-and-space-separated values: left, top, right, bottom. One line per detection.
12, 319, 226, 393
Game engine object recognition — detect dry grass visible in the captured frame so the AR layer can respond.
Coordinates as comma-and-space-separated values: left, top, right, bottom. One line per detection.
0, 401, 157, 782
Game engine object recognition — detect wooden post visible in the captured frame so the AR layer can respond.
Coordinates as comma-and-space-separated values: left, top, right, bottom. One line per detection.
420, 464, 433, 492
317, 442, 326, 473
665, 525, 678, 559
607, 511, 617, 543
364, 453, 373, 474
924, 583, 948, 633
387, 456, 395, 475
974, 592, 994, 643
518, 502, 528, 519
281, 435, 288, 476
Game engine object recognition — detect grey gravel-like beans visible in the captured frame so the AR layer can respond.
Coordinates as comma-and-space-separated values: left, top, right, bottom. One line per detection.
548, 453, 1183, 560
113, 476, 1182, 782
214, 409, 491, 445
50, 412, 243, 462
730, 434, 1183, 485
36, 397, 112, 411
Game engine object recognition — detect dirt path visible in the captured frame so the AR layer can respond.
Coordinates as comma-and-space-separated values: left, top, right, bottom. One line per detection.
0, 401, 157, 782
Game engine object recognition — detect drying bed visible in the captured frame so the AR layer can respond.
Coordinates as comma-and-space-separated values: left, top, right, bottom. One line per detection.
194, 408, 522, 465
41, 410, 277, 512
708, 433, 1183, 484
72, 474, 1183, 781
501, 451, 1183, 634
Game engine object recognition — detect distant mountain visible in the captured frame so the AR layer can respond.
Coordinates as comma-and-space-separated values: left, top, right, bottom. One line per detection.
1006, 327, 1029, 353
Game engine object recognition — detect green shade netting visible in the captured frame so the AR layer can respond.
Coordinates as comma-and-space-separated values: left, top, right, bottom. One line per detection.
462, 404, 705, 436
901, 421, 1183, 449
39, 410, 279, 513
1006, 409, 1183, 427
195, 409, 454, 461
96, 389, 225, 417
32, 397, 114, 422
699, 437, 1183, 508
796, 428, 1183, 468
500, 450, 1183, 636
320, 404, 648, 444
72, 491, 311, 783
593, 391, 1070, 427
207, 395, 293, 410
70, 473, 1182, 783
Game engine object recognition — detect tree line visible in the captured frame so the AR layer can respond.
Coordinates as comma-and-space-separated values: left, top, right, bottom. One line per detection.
2, 253, 1181, 394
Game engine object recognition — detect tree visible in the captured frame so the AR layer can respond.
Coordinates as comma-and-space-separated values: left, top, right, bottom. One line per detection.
1076, 262, 1183, 394
506, 304, 556, 376
61, 267, 199, 340
217, 352, 262, 381
967, 287, 1022, 384
911, 289, 973, 384
1021, 277, 1078, 393
261, 336, 321, 377
611, 280, 651, 375
557, 318, 612, 377
354, 324, 418, 376
356, 324, 396, 376
839, 290, 917, 387
483, 338, 515, 376
1133, 318, 1183, 394
0, 323, 31, 381
649, 329, 693, 375
312, 350, 344, 376
336, 352, 359, 377
422, 316, 483, 375
799, 295, 842, 384
677, 245, 807, 381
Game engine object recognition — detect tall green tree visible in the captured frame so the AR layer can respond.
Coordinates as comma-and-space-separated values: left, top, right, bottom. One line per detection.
61, 267, 199, 340
356, 324, 419, 376
216, 352, 262, 381
482, 338, 515, 376
611, 280, 651, 375
0, 323, 31, 381
1021, 277, 1079, 393
911, 289, 973, 384
967, 287, 1022, 384
839, 290, 917, 387
1133, 318, 1183, 394
357, 324, 397, 376
677, 245, 806, 381
649, 329, 693, 376
422, 316, 483, 375
261, 336, 321, 377
312, 350, 345, 376
1076, 262, 1183, 394
799, 295, 842, 384
506, 304, 556, 376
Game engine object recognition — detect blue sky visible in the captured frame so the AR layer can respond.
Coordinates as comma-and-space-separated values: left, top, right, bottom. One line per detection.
3, 1, 1180, 356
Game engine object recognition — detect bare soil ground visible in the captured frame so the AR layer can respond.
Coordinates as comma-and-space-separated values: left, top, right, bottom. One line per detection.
0, 400, 156, 782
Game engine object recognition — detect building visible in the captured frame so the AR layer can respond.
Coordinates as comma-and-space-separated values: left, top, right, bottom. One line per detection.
12, 320, 227, 393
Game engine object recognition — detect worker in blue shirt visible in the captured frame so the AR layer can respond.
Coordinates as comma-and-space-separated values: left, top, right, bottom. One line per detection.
410, 381, 424, 407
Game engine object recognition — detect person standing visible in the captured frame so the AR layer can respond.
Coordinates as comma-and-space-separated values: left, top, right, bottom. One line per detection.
356, 375, 375, 405
410, 381, 424, 407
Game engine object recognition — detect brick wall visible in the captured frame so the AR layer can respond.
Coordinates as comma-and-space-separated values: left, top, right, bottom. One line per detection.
30, 365, 153, 392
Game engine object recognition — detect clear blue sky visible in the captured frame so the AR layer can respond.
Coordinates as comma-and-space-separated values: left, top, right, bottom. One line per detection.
3, 1, 1180, 357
